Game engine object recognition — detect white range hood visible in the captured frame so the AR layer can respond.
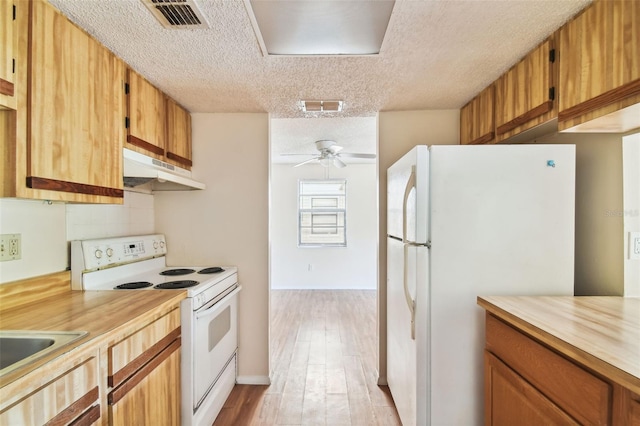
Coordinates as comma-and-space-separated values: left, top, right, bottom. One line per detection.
123, 148, 205, 191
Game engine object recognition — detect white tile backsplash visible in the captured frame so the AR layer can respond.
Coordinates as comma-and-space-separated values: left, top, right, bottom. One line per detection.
0, 191, 156, 283
66, 191, 155, 241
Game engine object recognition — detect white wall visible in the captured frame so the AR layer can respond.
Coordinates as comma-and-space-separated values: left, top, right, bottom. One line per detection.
271, 163, 377, 290
623, 133, 640, 297
377, 110, 460, 383
0, 192, 154, 283
537, 132, 624, 296
154, 113, 270, 384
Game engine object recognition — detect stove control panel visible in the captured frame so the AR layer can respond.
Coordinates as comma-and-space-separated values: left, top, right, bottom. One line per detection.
72, 234, 167, 271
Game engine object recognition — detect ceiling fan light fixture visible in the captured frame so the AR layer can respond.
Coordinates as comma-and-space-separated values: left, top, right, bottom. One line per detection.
319, 157, 333, 167
300, 100, 343, 113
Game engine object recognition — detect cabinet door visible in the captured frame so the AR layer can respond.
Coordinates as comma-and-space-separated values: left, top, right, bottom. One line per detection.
127, 68, 166, 159
27, 0, 124, 201
165, 97, 192, 169
108, 309, 181, 425
109, 339, 181, 426
0, 0, 16, 109
559, 0, 640, 132
460, 84, 495, 145
0, 354, 101, 425
484, 351, 579, 426
495, 38, 556, 142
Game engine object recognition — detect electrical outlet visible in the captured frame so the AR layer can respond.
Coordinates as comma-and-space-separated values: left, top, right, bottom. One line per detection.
0, 234, 21, 261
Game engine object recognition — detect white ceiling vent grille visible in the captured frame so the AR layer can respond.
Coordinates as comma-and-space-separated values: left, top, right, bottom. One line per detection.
142, 0, 209, 29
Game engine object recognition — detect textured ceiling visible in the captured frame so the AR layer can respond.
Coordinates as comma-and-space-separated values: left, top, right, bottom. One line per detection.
49, 0, 591, 159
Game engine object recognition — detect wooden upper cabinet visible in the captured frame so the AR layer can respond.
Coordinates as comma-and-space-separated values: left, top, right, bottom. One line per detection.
26, 0, 124, 202
165, 96, 192, 169
0, 0, 16, 109
558, 0, 640, 132
126, 69, 166, 159
460, 84, 495, 145
495, 38, 557, 142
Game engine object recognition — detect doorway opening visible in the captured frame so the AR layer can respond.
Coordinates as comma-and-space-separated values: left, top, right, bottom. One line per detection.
266, 116, 398, 423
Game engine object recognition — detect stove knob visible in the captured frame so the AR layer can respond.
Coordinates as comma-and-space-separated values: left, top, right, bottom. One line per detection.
160, 241, 165, 248
106, 248, 114, 257
153, 241, 159, 249
95, 249, 103, 259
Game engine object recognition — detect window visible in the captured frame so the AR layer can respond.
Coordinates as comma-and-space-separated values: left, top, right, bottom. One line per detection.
299, 179, 346, 247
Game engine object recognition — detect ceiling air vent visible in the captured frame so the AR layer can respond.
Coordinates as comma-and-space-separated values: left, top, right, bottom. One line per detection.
142, 0, 209, 29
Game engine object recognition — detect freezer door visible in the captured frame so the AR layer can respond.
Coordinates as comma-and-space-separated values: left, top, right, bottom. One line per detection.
387, 236, 417, 426
387, 145, 429, 244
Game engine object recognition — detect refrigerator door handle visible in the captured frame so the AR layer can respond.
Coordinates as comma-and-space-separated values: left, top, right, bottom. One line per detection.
403, 243, 416, 340
402, 166, 417, 340
402, 166, 416, 243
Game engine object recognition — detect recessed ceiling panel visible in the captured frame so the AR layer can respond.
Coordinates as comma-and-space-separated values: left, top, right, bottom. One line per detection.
247, 0, 395, 56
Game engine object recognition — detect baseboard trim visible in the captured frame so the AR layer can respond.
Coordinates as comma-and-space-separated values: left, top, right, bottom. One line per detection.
236, 375, 271, 385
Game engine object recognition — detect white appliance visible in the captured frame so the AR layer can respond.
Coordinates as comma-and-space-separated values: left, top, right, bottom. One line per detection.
71, 234, 239, 426
386, 145, 575, 425
123, 148, 206, 191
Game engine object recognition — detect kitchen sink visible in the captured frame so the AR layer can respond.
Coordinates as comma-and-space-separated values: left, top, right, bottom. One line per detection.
0, 330, 88, 376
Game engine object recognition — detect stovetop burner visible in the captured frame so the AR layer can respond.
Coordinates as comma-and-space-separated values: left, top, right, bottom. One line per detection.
198, 267, 225, 274
115, 281, 154, 290
160, 268, 196, 276
155, 280, 200, 289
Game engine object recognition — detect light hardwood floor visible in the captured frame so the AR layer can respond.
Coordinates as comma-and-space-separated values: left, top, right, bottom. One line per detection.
214, 290, 401, 425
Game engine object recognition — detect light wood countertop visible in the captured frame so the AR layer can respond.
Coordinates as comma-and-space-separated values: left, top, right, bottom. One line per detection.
477, 296, 640, 395
0, 273, 186, 388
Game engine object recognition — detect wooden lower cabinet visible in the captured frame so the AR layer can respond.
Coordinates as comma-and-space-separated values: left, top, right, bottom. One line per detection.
107, 308, 181, 426
109, 344, 180, 425
485, 352, 578, 425
0, 351, 101, 425
484, 312, 638, 425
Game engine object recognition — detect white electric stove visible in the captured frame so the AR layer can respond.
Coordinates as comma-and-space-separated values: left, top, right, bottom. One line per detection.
71, 234, 240, 425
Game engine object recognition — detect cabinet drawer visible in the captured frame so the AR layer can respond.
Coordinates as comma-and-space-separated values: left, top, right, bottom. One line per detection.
109, 308, 180, 388
485, 313, 611, 425
0, 355, 100, 425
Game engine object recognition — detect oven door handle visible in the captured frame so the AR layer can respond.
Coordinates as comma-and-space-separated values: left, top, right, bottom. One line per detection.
195, 286, 242, 319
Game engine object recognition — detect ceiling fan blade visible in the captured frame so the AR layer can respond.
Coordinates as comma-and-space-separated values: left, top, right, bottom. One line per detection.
338, 153, 376, 159
293, 157, 319, 167
333, 157, 347, 168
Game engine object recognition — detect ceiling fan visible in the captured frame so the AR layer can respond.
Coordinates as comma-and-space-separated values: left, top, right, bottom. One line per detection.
290, 140, 376, 168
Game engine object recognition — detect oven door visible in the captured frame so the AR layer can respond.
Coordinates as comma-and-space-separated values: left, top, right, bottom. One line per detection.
193, 286, 240, 408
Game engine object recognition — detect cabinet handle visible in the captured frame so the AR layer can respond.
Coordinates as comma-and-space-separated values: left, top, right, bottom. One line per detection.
109, 327, 181, 388
496, 100, 553, 135
127, 135, 165, 156
26, 176, 124, 198
558, 78, 640, 123
166, 151, 193, 167
44, 387, 99, 426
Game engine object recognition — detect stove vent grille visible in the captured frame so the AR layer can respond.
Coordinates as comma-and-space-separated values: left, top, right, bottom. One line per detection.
142, 0, 209, 29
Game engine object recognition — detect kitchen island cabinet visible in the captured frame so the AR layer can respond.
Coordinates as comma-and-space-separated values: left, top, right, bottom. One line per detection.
558, 0, 640, 133
478, 296, 640, 425
0, 0, 16, 110
0, 271, 187, 425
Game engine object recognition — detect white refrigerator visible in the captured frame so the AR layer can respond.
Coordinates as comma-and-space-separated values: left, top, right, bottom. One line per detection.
386, 144, 575, 425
